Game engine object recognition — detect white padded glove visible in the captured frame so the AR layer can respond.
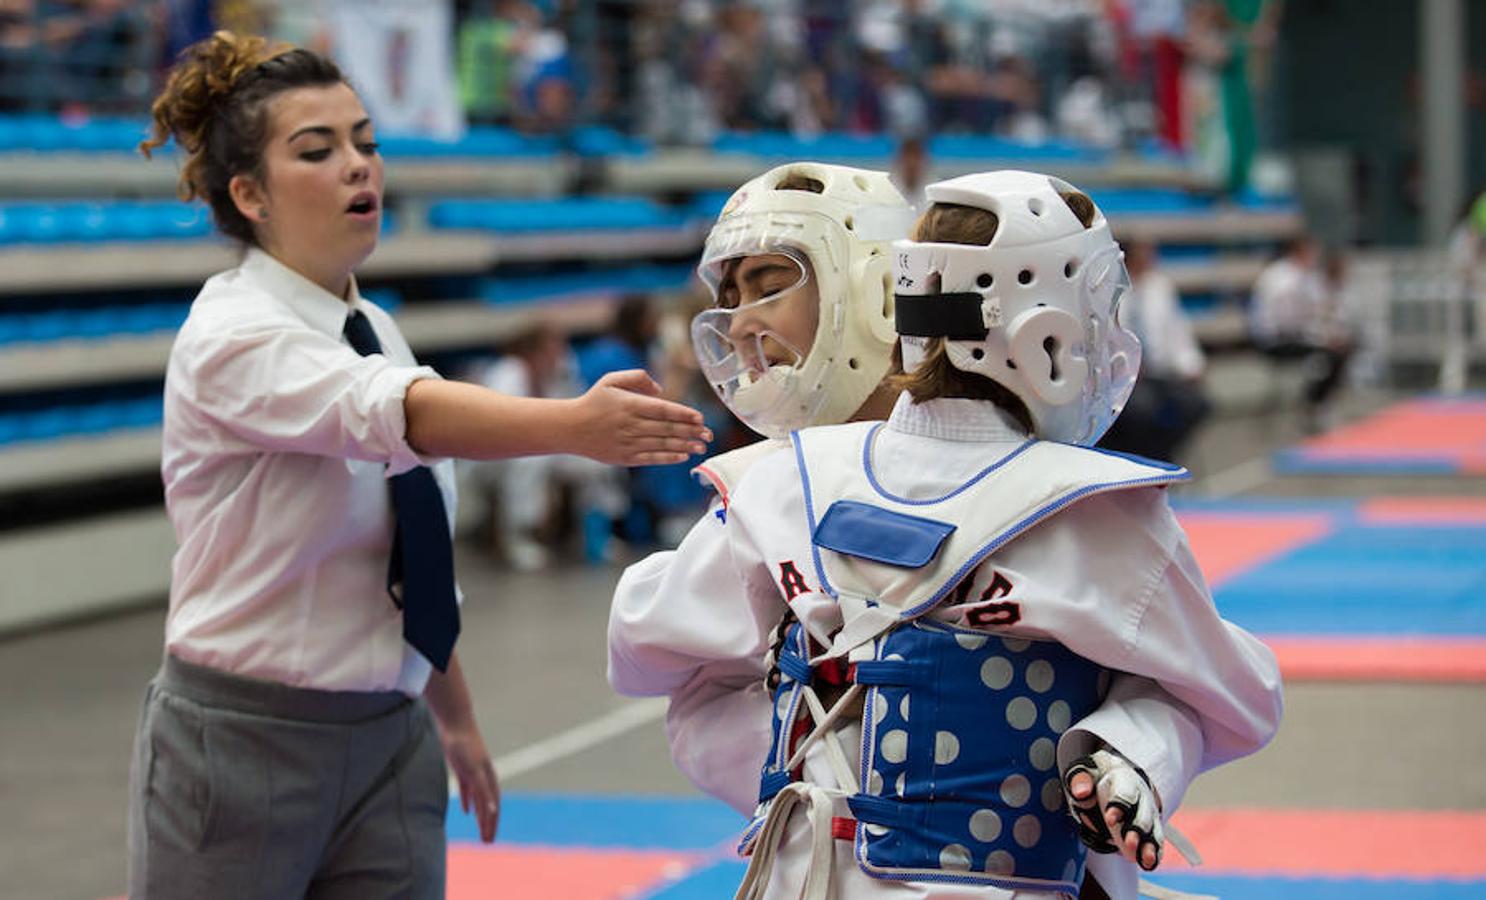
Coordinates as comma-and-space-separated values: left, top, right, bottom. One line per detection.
1062, 747, 1164, 871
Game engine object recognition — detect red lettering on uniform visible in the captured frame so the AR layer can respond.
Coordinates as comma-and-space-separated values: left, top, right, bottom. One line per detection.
979, 571, 1014, 602
967, 602, 1022, 627
778, 561, 810, 601
962, 570, 1021, 627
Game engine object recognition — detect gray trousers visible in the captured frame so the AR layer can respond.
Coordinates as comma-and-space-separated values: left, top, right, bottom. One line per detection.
127, 655, 448, 900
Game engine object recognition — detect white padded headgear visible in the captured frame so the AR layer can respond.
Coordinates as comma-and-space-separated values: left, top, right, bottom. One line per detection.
692, 162, 915, 439
893, 170, 1141, 446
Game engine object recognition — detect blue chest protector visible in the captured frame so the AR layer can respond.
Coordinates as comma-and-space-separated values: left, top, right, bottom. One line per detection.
744, 423, 1185, 895
755, 619, 1107, 894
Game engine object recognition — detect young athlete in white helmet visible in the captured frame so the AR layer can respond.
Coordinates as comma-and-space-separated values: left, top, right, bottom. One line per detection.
608, 166, 1282, 899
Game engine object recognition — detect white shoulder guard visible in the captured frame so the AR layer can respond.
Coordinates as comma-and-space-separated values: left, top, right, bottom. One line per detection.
690, 438, 791, 510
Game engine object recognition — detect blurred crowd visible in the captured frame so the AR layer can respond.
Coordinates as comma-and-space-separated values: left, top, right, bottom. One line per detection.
2, 0, 1283, 190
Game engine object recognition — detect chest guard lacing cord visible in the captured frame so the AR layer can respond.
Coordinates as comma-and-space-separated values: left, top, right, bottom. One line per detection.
738, 619, 869, 900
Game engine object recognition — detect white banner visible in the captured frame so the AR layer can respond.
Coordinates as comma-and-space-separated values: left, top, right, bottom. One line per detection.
325, 0, 463, 139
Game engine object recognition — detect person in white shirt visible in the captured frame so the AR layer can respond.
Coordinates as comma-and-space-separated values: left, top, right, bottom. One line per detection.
1249, 236, 1354, 428
128, 31, 709, 900
1099, 240, 1210, 462
468, 322, 595, 570
609, 166, 1282, 899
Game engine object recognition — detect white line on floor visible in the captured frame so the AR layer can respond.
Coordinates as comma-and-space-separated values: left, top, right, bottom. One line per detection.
1192, 455, 1271, 498
453, 697, 669, 792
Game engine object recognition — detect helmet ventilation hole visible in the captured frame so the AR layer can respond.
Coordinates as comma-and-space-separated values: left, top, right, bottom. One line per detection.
1006, 358, 1017, 369
1064, 259, 1079, 279
976, 273, 994, 288
1028, 197, 1045, 217
971, 348, 985, 361
1018, 269, 1034, 285
848, 357, 860, 370
845, 216, 855, 231
1044, 336, 1061, 380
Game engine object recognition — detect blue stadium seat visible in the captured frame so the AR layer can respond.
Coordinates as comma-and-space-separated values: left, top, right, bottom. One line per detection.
1090, 188, 1211, 215
428, 197, 687, 233
930, 134, 1108, 164
379, 127, 560, 158
713, 131, 896, 160
479, 263, 694, 305
571, 126, 651, 158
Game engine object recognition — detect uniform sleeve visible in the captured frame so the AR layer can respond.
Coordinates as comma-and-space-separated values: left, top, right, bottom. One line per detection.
607, 494, 783, 815
170, 317, 441, 475
606, 504, 777, 698
1045, 490, 1281, 791
1113, 502, 1284, 775
665, 666, 774, 816
1060, 675, 1205, 813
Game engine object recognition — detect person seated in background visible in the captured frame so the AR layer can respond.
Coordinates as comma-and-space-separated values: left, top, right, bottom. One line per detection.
577, 293, 712, 557
1249, 235, 1355, 431
467, 321, 592, 570
1100, 239, 1210, 462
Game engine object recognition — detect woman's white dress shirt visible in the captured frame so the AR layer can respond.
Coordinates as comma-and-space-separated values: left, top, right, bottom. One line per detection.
161, 248, 457, 696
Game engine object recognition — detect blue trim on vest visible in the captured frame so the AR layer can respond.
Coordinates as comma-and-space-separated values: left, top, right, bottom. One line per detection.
897, 466, 1187, 621
852, 659, 929, 687
813, 500, 957, 569
861, 422, 1037, 506
792, 430, 838, 599
848, 793, 919, 829
1082, 443, 1191, 476
758, 769, 792, 804
777, 648, 813, 685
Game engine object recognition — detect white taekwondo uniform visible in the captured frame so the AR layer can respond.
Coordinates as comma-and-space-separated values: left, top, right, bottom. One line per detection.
609, 395, 1282, 899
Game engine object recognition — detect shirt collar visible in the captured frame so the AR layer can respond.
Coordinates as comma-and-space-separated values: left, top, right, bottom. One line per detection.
886, 392, 1031, 443
241, 247, 364, 337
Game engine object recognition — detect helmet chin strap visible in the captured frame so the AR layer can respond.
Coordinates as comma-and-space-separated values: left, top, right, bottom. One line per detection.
894, 292, 991, 341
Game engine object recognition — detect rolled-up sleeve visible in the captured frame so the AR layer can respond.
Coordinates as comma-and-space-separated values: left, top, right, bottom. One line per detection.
172, 321, 441, 475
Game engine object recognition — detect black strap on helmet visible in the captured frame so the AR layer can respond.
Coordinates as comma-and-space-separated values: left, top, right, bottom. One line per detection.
894, 292, 989, 340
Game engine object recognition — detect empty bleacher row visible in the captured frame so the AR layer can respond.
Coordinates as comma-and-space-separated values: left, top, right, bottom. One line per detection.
0, 116, 1303, 633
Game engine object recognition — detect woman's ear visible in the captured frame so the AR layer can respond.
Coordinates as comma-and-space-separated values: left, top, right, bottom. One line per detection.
229, 174, 269, 224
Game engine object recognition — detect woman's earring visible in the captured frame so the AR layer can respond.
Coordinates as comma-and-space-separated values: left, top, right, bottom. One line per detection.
259, 208, 269, 221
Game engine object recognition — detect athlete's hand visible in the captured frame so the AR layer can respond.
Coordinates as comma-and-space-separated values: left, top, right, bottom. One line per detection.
442, 725, 500, 843
1063, 747, 1163, 871
573, 369, 712, 466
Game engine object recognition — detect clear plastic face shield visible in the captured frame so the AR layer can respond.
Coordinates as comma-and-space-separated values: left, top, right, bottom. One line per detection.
1067, 244, 1141, 445
692, 242, 824, 436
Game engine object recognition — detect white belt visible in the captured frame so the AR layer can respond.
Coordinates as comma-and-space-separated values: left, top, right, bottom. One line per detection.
733, 782, 840, 900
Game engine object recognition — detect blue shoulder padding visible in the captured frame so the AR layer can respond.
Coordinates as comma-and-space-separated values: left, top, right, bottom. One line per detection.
812, 500, 956, 569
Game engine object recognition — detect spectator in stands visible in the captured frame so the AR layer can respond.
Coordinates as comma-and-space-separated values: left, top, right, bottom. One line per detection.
456, 0, 526, 125
511, 5, 579, 136
698, 3, 781, 131
891, 133, 930, 210
1100, 239, 1211, 461
1250, 236, 1354, 430
1443, 190, 1486, 393
129, 31, 709, 900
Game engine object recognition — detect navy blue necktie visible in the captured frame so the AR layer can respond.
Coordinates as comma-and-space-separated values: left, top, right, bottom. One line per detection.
344, 310, 460, 672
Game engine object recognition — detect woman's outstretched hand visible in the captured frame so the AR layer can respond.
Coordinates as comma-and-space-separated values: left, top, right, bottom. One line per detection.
574, 369, 712, 466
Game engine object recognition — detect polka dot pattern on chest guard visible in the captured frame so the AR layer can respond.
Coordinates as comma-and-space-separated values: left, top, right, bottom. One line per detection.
849, 620, 1109, 891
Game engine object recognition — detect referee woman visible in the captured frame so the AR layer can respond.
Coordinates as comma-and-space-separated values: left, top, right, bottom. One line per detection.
128, 32, 710, 899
